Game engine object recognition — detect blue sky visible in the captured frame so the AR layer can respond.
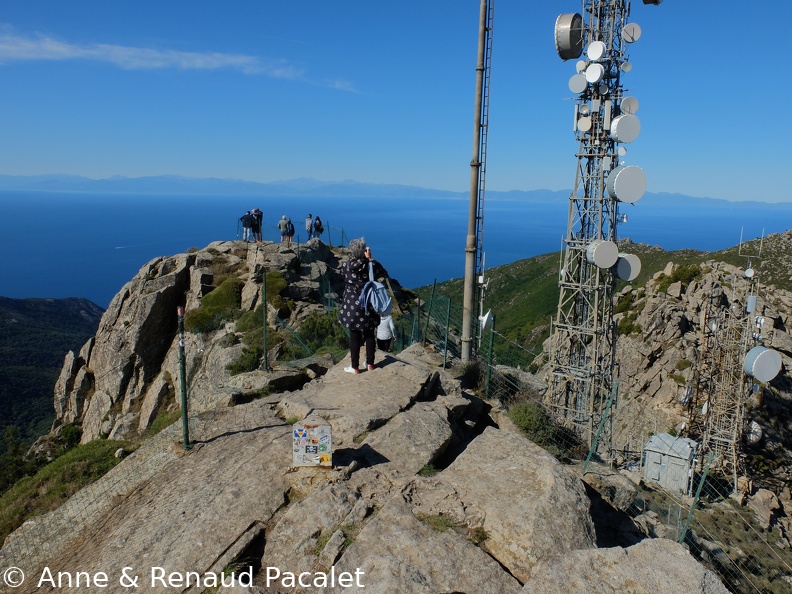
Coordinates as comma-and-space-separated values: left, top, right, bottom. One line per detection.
0, 1, 789, 203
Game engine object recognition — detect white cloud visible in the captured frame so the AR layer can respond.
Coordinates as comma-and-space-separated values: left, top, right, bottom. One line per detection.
0, 29, 311, 81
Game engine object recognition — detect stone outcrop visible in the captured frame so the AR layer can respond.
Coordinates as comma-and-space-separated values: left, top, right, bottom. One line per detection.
1, 345, 726, 594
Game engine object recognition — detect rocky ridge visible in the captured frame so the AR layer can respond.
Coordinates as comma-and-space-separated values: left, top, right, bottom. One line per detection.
1, 238, 734, 593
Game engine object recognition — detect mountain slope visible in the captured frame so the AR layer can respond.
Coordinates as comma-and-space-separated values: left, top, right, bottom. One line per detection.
0, 297, 104, 451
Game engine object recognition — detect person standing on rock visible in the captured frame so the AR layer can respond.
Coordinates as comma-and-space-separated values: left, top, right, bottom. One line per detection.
251, 208, 263, 242
240, 210, 254, 242
305, 214, 314, 241
313, 216, 324, 239
340, 238, 387, 374
277, 215, 289, 244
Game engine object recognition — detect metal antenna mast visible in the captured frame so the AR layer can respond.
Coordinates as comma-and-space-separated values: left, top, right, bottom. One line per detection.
548, 0, 658, 452
462, 0, 494, 361
696, 234, 782, 493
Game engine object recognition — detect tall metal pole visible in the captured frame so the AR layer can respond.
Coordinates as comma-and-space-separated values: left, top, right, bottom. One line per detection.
461, 0, 490, 361
177, 306, 191, 450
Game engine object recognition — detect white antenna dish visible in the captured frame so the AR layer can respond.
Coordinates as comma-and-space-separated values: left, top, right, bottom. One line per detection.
585, 63, 605, 84
577, 116, 592, 132
555, 13, 584, 60
611, 114, 641, 143
621, 96, 639, 114
745, 268, 755, 278
621, 61, 632, 72
623, 23, 642, 43
598, 83, 609, 95
568, 73, 588, 94
576, 60, 586, 73
587, 40, 607, 61
617, 146, 627, 156
579, 104, 591, 116
606, 165, 647, 204
616, 253, 642, 281
480, 310, 494, 331
744, 346, 782, 382
586, 239, 619, 269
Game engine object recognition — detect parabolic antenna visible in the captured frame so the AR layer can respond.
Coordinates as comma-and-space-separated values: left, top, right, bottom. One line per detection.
623, 23, 642, 43
586, 239, 619, 269
621, 61, 633, 72
598, 83, 609, 95
587, 40, 607, 61
621, 96, 639, 114
744, 346, 782, 382
611, 113, 641, 143
617, 146, 627, 156
616, 253, 642, 281
606, 165, 647, 203
576, 59, 586, 73
579, 104, 591, 116
745, 268, 755, 278
585, 63, 605, 84
577, 116, 592, 132
555, 13, 584, 60
568, 73, 588, 94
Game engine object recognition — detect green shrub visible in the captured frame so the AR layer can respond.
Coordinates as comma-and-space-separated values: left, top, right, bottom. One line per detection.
226, 345, 263, 375
184, 277, 244, 333
508, 401, 555, 446
675, 359, 692, 371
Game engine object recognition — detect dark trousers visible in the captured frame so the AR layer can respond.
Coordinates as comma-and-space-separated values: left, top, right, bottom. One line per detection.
376, 338, 392, 352
349, 328, 375, 369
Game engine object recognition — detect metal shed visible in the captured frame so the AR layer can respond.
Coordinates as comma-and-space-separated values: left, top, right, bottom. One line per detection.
643, 433, 698, 495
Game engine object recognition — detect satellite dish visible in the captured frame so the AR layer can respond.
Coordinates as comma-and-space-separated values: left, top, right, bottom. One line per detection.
576, 59, 587, 73
480, 310, 494, 331
568, 73, 588, 94
587, 40, 607, 61
606, 165, 647, 204
586, 239, 619, 269
598, 83, 609, 95
577, 116, 592, 132
745, 268, 755, 278
585, 63, 605, 84
616, 253, 642, 281
617, 146, 627, 156
611, 114, 641, 143
744, 346, 782, 382
579, 104, 591, 116
745, 420, 763, 445
621, 96, 639, 114
621, 61, 633, 72
623, 23, 642, 43
555, 13, 584, 60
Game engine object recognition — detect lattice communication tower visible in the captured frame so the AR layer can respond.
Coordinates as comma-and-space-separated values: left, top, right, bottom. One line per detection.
547, 0, 661, 451
694, 236, 782, 493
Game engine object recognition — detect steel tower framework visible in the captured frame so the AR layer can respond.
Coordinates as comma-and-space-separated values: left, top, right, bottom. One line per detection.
695, 244, 779, 493
548, 0, 639, 451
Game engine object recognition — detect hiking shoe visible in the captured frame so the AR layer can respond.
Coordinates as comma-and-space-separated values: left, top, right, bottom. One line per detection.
367, 364, 375, 371
344, 366, 359, 374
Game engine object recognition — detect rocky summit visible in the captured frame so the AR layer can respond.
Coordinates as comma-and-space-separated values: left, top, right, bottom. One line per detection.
0, 238, 741, 593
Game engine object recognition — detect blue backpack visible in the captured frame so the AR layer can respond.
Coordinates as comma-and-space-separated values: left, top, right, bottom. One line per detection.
358, 262, 392, 316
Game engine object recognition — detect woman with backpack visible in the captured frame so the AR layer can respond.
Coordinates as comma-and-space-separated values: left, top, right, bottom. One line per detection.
339, 237, 388, 374
313, 216, 324, 239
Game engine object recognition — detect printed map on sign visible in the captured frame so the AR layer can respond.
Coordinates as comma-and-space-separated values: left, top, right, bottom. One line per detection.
292, 415, 332, 467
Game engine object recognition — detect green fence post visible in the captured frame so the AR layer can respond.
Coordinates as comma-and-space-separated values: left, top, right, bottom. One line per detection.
262, 271, 269, 371
679, 453, 714, 545
423, 280, 436, 345
177, 307, 191, 450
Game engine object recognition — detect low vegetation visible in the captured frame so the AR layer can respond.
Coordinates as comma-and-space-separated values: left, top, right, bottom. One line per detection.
0, 438, 134, 544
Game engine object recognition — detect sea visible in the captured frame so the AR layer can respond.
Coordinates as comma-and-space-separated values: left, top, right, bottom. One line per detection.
1, 190, 790, 309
